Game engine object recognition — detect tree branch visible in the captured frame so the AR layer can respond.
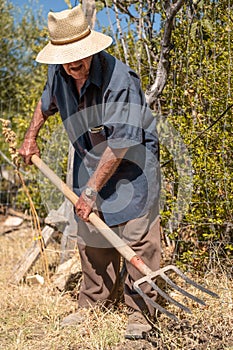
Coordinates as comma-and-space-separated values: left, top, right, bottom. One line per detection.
82, 0, 96, 29
116, 1, 137, 20
113, 0, 129, 64
145, 0, 185, 108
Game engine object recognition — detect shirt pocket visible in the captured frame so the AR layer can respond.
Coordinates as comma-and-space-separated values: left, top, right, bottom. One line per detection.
88, 125, 107, 155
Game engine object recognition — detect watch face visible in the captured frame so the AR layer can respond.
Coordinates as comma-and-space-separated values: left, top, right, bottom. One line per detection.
85, 188, 92, 197
85, 187, 98, 198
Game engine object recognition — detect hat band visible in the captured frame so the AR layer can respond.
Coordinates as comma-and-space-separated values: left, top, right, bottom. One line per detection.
50, 27, 91, 45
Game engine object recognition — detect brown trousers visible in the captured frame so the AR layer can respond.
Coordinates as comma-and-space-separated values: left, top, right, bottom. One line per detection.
77, 208, 161, 316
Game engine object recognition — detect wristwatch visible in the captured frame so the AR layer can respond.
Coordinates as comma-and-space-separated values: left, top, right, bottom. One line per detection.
84, 186, 97, 199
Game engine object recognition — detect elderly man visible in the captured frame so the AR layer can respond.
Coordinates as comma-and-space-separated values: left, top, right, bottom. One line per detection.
19, 5, 161, 339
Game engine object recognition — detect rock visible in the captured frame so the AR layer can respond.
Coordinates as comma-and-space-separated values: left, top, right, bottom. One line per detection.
26, 274, 45, 285
3, 216, 24, 227
51, 254, 81, 291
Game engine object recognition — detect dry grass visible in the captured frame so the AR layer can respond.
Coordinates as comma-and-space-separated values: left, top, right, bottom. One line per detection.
0, 217, 232, 350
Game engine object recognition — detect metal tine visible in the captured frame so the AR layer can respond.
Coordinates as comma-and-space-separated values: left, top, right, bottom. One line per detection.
149, 279, 192, 313
165, 265, 219, 299
160, 272, 206, 306
133, 283, 179, 321
133, 264, 220, 321
134, 276, 191, 314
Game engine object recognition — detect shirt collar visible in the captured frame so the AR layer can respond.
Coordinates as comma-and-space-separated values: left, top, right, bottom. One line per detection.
88, 53, 103, 89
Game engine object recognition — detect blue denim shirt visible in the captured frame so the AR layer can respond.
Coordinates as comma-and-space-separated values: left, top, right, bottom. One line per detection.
41, 51, 160, 226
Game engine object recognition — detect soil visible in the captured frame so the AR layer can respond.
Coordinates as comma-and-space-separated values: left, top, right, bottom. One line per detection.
0, 214, 232, 350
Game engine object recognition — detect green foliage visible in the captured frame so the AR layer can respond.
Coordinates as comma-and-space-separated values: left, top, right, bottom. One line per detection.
0, 0, 63, 215
158, 0, 233, 264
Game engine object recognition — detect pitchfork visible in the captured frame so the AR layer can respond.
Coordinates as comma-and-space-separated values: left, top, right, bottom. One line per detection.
31, 154, 219, 321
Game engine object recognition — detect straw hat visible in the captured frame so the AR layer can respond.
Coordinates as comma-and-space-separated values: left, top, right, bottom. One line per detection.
36, 5, 113, 64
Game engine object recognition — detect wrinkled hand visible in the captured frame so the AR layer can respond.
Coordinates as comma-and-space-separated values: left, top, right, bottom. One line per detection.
18, 138, 40, 165
75, 193, 96, 222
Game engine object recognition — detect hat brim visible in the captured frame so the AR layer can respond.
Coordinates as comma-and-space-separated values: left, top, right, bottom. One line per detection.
36, 30, 113, 64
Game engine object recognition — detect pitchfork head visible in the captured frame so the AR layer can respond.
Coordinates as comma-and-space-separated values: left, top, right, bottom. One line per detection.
133, 265, 219, 321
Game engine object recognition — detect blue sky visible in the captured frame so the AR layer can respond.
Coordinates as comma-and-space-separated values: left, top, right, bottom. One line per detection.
10, 0, 81, 16
8, 0, 118, 31
8, 0, 160, 35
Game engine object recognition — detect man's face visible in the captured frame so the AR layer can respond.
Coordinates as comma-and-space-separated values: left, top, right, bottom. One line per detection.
62, 56, 93, 80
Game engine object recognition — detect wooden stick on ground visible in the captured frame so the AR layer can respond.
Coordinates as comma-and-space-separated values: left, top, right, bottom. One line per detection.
9, 225, 55, 285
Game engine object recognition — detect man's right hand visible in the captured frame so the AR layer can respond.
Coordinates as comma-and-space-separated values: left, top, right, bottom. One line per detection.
18, 138, 40, 165
18, 100, 46, 165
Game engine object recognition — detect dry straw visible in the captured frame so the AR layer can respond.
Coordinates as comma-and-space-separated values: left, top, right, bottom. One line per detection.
0, 118, 50, 283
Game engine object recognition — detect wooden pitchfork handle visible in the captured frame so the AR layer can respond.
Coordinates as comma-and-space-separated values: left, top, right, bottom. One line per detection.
31, 154, 152, 276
